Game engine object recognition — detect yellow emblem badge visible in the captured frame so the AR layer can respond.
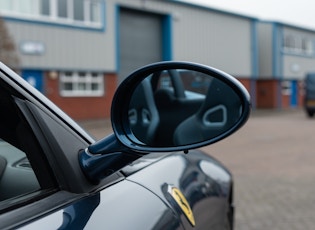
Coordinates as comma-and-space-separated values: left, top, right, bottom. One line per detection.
169, 186, 195, 227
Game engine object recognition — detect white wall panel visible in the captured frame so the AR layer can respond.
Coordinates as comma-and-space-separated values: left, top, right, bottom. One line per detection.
4, 0, 255, 77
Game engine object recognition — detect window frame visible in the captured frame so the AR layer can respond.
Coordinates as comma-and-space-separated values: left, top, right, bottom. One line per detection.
0, 80, 58, 213
59, 71, 104, 97
0, 0, 103, 29
283, 34, 314, 56
281, 80, 292, 96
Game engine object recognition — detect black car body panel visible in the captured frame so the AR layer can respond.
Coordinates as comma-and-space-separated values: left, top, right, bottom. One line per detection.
16, 150, 232, 229
304, 72, 315, 117
19, 180, 182, 230
125, 150, 232, 229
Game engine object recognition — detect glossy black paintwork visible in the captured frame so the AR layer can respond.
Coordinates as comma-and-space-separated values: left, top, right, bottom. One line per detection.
21, 181, 182, 230
21, 150, 231, 229
126, 150, 232, 229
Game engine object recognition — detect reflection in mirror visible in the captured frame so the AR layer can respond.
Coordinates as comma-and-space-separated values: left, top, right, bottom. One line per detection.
128, 69, 243, 147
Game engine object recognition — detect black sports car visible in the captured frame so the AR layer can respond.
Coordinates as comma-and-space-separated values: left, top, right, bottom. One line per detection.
0, 61, 250, 229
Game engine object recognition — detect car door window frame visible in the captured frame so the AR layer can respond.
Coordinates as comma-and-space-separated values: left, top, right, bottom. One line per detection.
0, 79, 58, 214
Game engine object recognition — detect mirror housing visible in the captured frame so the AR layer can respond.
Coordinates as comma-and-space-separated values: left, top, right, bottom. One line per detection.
111, 61, 251, 152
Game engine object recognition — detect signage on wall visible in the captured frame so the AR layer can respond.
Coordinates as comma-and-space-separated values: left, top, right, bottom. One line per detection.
20, 41, 45, 55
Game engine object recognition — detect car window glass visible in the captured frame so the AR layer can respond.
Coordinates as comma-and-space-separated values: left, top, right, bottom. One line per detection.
0, 81, 44, 208
0, 139, 40, 201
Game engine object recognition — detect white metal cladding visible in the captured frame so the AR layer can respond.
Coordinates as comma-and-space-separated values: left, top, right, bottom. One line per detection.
113, 0, 254, 77
258, 23, 274, 78
283, 55, 315, 80
256, 22, 315, 80
282, 27, 315, 79
5, 20, 116, 71
3, 0, 255, 77
171, 6, 252, 76
108, 0, 255, 77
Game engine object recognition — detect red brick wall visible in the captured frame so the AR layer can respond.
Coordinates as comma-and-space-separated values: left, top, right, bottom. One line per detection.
281, 94, 290, 108
237, 78, 251, 92
256, 79, 278, 108
227, 78, 305, 109
46, 72, 117, 120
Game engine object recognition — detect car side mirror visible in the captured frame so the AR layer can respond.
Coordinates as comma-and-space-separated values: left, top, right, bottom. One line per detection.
81, 61, 251, 183
111, 61, 251, 152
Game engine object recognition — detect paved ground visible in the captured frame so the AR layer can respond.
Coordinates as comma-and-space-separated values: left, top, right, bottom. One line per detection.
79, 109, 315, 230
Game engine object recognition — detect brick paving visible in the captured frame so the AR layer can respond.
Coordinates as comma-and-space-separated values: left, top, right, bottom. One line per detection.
203, 109, 315, 230
79, 109, 315, 230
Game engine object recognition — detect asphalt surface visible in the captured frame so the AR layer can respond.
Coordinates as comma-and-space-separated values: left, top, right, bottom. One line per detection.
79, 109, 315, 230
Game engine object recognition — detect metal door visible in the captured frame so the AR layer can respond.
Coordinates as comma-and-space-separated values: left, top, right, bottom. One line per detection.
22, 70, 43, 93
290, 80, 298, 107
119, 8, 163, 83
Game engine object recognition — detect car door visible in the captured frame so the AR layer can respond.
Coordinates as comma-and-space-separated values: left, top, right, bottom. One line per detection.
0, 67, 95, 229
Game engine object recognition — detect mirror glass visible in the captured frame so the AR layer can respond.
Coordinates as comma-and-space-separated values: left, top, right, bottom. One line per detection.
128, 69, 243, 147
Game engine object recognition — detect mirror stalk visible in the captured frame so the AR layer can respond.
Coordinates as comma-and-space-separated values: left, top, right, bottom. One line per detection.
79, 134, 143, 184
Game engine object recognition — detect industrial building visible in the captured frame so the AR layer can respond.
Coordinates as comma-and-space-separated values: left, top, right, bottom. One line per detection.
0, 0, 314, 119
257, 21, 315, 108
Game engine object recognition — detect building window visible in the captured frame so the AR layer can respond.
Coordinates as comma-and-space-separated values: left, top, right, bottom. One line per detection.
281, 80, 292, 96
283, 34, 314, 56
301, 38, 313, 55
74, 0, 84, 21
41, 0, 50, 16
0, 0, 103, 28
57, 0, 68, 18
90, 1, 101, 23
60, 72, 104, 97
284, 35, 296, 51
